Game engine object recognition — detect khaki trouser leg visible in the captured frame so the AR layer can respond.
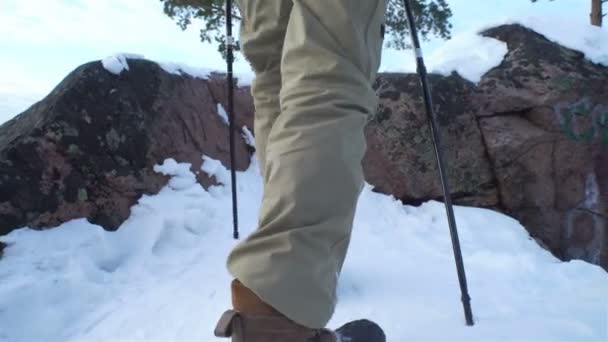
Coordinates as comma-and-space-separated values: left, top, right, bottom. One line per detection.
228, 0, 386, 329
235, 0, 292, 179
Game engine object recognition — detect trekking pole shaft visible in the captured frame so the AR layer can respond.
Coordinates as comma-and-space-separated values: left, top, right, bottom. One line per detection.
226, 0, 239, 239
402, 0, 473, 326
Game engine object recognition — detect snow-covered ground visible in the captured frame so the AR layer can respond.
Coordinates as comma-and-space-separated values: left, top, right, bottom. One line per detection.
1, 154, 606, 342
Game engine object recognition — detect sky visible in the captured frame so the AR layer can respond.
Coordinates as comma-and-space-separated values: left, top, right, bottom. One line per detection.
0, 0, 595, 124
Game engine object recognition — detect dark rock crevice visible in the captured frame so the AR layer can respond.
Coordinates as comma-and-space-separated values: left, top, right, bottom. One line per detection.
398, 190, 482, 208
473, 107, 504, 212
0, 241, 6, 259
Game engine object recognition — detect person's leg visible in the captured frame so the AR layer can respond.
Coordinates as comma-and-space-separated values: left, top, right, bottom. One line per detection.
228, 0, 387, 329
235, 0, 292, 180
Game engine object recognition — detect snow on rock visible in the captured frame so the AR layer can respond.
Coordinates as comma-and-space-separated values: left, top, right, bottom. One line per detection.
428, 33, 508, 83
234, 72, 255, 87
387, 16, 607, 83
100, 54, 254, 86
101, 53, 144, 75
488, 16, 608, 67
216, 103, 229, 125
0, 155, 606, 341
153, 159, 197, 191
201, 156, 231, 187
242, 126, 256, 148
157, 61, 213, 80
382, 29, 509, 83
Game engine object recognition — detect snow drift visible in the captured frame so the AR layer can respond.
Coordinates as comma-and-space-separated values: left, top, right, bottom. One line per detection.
0, 155, 606, 341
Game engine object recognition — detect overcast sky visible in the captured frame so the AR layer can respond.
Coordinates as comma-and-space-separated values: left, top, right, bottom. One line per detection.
0, 0, 592, 123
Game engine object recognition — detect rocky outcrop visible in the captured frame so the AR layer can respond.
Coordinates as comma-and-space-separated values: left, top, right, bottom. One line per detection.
365, 73, 498, 208
1, 24, 606, 271
477, 25, 607, 267
0, 59, 253, 234
364, 24, 607, 270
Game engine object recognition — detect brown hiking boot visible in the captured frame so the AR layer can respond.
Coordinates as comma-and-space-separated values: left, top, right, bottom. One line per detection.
214, 280, 386, 342
214, 310, 339, 342
214, 280, 338, 341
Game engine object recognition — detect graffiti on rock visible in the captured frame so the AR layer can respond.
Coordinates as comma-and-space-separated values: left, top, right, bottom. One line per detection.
556, 100, 608, 146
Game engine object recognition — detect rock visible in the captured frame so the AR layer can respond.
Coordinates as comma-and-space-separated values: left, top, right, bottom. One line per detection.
363, 24, 607, 271
364, 73, 498, 207
0, 59, 254, 235
477, 24, 608, 269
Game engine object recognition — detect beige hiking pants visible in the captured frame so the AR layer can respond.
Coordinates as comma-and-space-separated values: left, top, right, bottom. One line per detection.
228, 0, 387, 329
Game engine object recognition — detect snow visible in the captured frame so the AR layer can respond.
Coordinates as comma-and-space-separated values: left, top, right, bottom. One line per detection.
384, 14, 607, 83
234, 72, 255, 87
100, 53, 253, 87
153, 159, 197, 191
217, 103, 229, 125
201, 156, 232, 188
426, 33, 508, 83
241, 126, 256, 148
101, 53, 144, 75
157, 61, 213, 80
1, 155, 606, 342
382, 33, 508, 83
489, 16, 608, 67
101, 53, 213, 80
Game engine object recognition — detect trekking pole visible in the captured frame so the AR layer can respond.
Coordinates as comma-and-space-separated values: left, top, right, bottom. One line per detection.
402, 0, 474, 326
226, 0, 239, 239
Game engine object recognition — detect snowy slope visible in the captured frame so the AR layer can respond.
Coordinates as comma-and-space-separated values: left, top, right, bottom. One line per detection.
0, 154, 606, 342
